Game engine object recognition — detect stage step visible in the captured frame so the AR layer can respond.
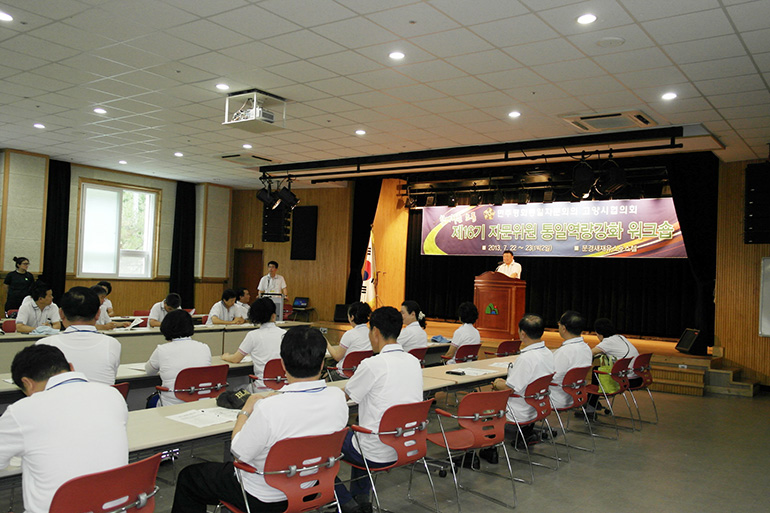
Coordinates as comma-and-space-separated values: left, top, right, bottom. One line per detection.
705, 367, 760, 397
649, 364, 706, 396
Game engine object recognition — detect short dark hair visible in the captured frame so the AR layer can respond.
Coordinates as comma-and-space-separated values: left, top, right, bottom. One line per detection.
370, 306, 403, 341
236, 287, 249, 301
347, 301, 372, 325
503, 250, 513, 256
458, 302, 478, 324
221, 289, 238, 301
60, 286, 101, 321
31, 281, 51, 301
160, 309, 195, 341
402, 300, 426, 328
594, 318, 618, 338
90, 285, 107, 297
249, 297, 276, 324
165, 293, 182, 309
13, 256, 29, 268
268, 260, 279, 268
519, 313, 545, 340
559, 310, 586, 337
280, 326, 325, 378
11, 344, 69, 389
96, 281, 112, 295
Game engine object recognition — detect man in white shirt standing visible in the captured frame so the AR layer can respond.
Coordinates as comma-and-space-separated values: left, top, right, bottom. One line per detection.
148, 293, 182, 328
0, 344, 128, 513
15, 281, 61, 334
257, 261, 287, 298
550, 310, 593, 410
36, 287, 121, 385
495, 250, 522, 279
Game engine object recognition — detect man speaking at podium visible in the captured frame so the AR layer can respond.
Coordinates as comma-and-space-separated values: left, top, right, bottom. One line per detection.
495, 250, 522, 279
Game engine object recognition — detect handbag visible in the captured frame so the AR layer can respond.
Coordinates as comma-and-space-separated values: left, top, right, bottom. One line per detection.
595, 354, 620, 395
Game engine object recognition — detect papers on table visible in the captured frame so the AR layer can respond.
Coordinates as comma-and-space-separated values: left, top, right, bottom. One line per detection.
124, 363, 147, 372
113, 317, 146, 331
3, 378, 13, 384
166, 407, 239, 428
460, 368, 497, 377
489, 362, 512, 368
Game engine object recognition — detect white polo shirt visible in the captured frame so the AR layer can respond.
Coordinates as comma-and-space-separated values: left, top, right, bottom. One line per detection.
496, 261, 522, 278
231, 380, 348, 503
338, 323, 372, 369
596, 334, 640, 379
103, 298, 113, 313
550, 336, 593, 409
36, 326, 122, 385
16, 300, 61, 329
236, 323, 286, 390
257, 274, 286, 295
233, 301, 250, 320
148, 300, 176, 324
206, 301, 234, 325
447, 323, 481, 364
504, 341, 555, 422
345, 344, 423, 463
396, 321, 428, 352
96, 303, 111, 325
145, 337, 212, 405
0, 372, 128, 513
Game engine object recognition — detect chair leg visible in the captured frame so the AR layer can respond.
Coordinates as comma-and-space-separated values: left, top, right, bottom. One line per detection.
589, 391, 620, 440
550, 409, 571, 462
646, 388, 659, 424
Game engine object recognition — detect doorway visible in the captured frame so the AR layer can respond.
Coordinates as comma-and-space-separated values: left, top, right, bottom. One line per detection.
233, 249, 263, 307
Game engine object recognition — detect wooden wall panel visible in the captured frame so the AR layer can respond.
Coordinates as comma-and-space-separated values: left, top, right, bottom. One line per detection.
231, 186, 352, 321
714, 160, 770, 385
372, 179, 409, 309
64, 278, 169, 316
195, 281, 228, 316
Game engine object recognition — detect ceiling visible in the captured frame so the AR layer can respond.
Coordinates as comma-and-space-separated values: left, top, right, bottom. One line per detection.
1, 0, 768, 189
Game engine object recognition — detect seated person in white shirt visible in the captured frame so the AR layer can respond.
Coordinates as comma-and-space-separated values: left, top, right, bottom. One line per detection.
15, 281, 61, 334
442, 302, 481, 364
35, 286, 121, 385
145, 309, 212, 406
397, 300, 428, 352
206, 289, 246, 326
232, 287, 251, 320
149, 293, 182, 328
495, 249, 522, 279
0, 344, 128, 513
171, 326, 348, 513
221, 298, 285, 391
550, 310, 593, 411
327, 301, 372, 377
91, 285, 129, 331
96, 281, 115, 316
587, 318, 642, 413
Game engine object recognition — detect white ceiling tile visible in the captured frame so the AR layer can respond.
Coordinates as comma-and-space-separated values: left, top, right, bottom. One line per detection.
28, 23, 116, 51
440, 109, 497, 124
308, 52, 382, 76
166, 19, 251, 50
366, 3, 461, 38
354, 40, 436, 66
263, 30, 346, 59
0, 46, 48, 71
445, 50, 523, 75
349, 68, 416, 89
478, 67, 549, 89
558, 75, 626, 95
726, 1, 770, 32
615, 66, 689, 89
266, 60, 338, 83
113, 70, 181, 91
269, 84, 330, 102
680, 56, 757, 81
504, 38, 584, 66
567, 24, 656, 55
311, 16, 398, 48
505, 83, 570, 101
306, 76, 371, 96
428, 76, 495, 96
580, 90, 644, 110
619, 0, 721, 22
454, 90, 518, 109
208, 5, 300, 39
718, 104, 770, 119
144, 63, 217, 83
411, 97, 471, 114
708, 90, 770, 109
754, 52, 770, 73
342, 91, 402, 108
64, 7, 157, 40
301, 96, 362, 114
533, 58, 606, 81
695, 75, 766, 96
642, 9, 734, 45
411, 28, 495, 58
180, 52, 252, 77
2, 33, 80, 61
396, 59, 467, 82
430, 0, 529, 25
220, 41, 297, 68
742, 28, 770, 55
730, 117, 770, 129
98, 0, 199, 29
593, 47, 673, 73
529, 97, 590, 116
471, 14, 560, 47
664, 35, 747, 65
128, 33, 208, 61
537, 0, 636, 35
383, 84, 447, 102
162, 0, 248, 17
333, 0, 416, 16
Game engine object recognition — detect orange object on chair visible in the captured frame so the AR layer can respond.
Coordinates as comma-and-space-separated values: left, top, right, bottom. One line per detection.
155, 364, 228, 402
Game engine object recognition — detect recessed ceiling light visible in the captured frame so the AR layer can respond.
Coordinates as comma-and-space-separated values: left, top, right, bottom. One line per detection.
174, 152, 184, 157
577, 13, 597, 24
33, 123, 45, 129
119, 160, 127, 165
355, 129, 366, 135
216, 83, 230, 91
243, 144, 252, 149
389, 51, 405, 60
0, 11, 13, 22
661, 92, 677, 100
508, 111, 521, 118
93, 108, 107, 114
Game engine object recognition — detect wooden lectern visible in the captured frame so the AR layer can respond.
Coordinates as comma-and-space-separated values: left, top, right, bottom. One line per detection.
473, 271, 527, 340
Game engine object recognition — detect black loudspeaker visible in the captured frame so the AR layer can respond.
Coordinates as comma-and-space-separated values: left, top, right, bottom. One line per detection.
745, 162, 770, 244
675, 328, 706, 355
334, 304, 349, 323
290, 206, 318, 260
263, 204, 291, 242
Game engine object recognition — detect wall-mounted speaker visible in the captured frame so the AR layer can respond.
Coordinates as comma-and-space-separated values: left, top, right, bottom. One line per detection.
263, 204, 290, 242
745, 162, 770, 244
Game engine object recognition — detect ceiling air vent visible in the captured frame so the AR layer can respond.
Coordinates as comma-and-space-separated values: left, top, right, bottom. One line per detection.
220, 153, 276, 167
562, 110, 657, 132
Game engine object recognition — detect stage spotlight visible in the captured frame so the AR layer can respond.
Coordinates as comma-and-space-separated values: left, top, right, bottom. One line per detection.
275, 186, 299, 210
598, 152, 626, 196
571, 156, 594, 200
404, 192, 417, 209
447, 192, 457, 207
257, 187, 281, 209
469, 183, 481, 206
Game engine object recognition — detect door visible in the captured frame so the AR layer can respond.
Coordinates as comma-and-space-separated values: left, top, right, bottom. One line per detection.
233, 249, 262, 305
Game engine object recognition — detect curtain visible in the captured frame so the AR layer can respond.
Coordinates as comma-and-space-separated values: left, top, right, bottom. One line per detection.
169, 181, 196, 309
41, 160, 71, 300
345, 178, 382, 304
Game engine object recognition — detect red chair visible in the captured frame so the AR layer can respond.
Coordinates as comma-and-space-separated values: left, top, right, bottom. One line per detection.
49, 453, 162, 513
5, 309, 19, 318
184, 308, 196, 314
249, 358, 287, 390
549, 366, 595, 458
348, 399, 439, 512
485, 340, 522, 357
133, 310, 150, 328
627, 353, 658, 425
202, 315, 209, 324
156, 364, 228, 402
408, 347, 428, 367
327, 350, 373, 380
219, 428, 348, 513
586, 357, 636, 438
2, 319, 16, 333
441, 344, 481, 364
112, 382, 130, 401
428, 389, 516, 510
506, 373, 559, 484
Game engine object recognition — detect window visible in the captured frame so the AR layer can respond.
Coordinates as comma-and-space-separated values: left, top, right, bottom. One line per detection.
78, 180, 160, 278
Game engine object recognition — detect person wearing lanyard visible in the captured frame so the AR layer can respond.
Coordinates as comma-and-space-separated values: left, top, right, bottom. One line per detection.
171, 326, 348, 513
35, 287, 121, 385
0, 344, 128, 513
257, 260, 287, 299
15, 281, 61, 334
550, 310, 593, 411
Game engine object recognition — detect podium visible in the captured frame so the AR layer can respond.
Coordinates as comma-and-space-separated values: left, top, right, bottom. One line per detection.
473, 271, 527, 340
263, 293, 284, 321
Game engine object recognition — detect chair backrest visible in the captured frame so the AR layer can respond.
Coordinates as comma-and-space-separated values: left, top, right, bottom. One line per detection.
263, 358, 288, 390
454, 344, 481, 362
255, 428, 348, 513
184, 308, 195, 314
610, 357, 633, 391
202, 315, 209, 324
377, 399, 434, 466
133, 310, 150, 317
172, 364, 229, 402
112, 382, 130, 401
631, 353, 653, 388
6, 309, 19, 318
521, 373, 556, 423
555, 366, 591, 410
495, 340, 522, 356
408, 347, 428, 366
49, 453, 162, 513
2, 319, 16, 333
337, 350, 374, 378
456, 389, 510, 448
